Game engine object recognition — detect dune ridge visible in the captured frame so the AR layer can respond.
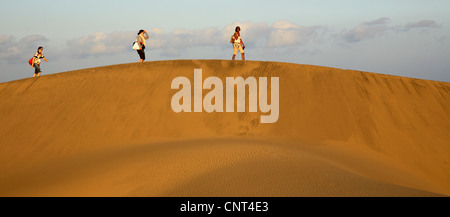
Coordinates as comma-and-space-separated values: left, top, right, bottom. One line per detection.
0, 60, 449, 196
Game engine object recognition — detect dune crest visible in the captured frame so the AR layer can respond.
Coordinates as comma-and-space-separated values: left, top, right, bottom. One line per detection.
0, 60, 449, 196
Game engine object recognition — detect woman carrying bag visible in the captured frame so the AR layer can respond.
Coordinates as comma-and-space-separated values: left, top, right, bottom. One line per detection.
31, 46, 48, 77
232, 26, 245, 61
135, 29, 149, 62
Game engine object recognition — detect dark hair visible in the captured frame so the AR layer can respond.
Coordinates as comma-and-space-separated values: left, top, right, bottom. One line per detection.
235, 26, 241, 32
37, 46, 43, 53
138, 29, 145, 35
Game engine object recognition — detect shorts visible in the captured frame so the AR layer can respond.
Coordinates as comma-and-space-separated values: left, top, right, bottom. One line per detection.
233, 43, 244, 55
137, 49, 145, 60
34, 64, 41, 74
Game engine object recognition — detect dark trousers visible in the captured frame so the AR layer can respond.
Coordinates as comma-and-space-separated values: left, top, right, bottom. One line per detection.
137, 49, 145, 60
34, 64, 41, 74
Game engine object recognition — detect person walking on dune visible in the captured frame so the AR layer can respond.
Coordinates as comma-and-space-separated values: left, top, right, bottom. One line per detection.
231, 26, 245, 60
136, 29, 149, 62
30, 46, 48, 77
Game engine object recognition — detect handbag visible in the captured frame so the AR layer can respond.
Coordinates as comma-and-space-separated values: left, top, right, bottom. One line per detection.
132, 41, 140, 50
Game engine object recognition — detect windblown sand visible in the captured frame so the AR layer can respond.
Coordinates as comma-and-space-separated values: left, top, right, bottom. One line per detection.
0, 60, 449, 196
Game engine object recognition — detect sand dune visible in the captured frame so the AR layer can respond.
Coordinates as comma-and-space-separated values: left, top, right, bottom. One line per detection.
0, 60, 449, 196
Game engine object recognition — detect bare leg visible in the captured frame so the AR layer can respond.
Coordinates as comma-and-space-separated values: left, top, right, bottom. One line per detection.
33, 74, 36, 78
37, 72, 41, 77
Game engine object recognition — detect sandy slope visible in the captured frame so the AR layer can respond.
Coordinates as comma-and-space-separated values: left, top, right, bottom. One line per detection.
0, 60, 449, 196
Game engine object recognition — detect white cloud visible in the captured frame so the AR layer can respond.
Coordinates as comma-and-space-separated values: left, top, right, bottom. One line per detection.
66, 31, 135, 58
403, 20, 441, 31
340, 18, 442, 43
62, 21, 328, 58
0, 35, 49, 64
364, 17, 391, 26
62, 18, 440, 61
222, 21, 327, 48
340, 18, 390, 43
1, 19, 448, 83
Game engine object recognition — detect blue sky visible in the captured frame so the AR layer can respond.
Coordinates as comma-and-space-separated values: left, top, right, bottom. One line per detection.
1, 0, 449, 83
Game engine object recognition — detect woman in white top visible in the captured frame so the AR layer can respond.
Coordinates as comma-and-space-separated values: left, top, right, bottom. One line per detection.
31, 46, 48, 77
136, 29, 149, 62
232, 26, 245, 60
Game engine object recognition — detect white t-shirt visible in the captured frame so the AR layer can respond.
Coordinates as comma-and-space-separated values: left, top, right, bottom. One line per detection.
137, 33, 149, 49
34, 52, 44, 64
234, 35, 241, 44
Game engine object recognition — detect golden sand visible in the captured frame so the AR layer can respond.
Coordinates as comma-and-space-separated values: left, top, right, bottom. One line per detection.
0, 60, 448, 196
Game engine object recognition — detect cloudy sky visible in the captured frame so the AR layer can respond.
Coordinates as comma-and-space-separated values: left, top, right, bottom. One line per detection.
1, 0, 449, 83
